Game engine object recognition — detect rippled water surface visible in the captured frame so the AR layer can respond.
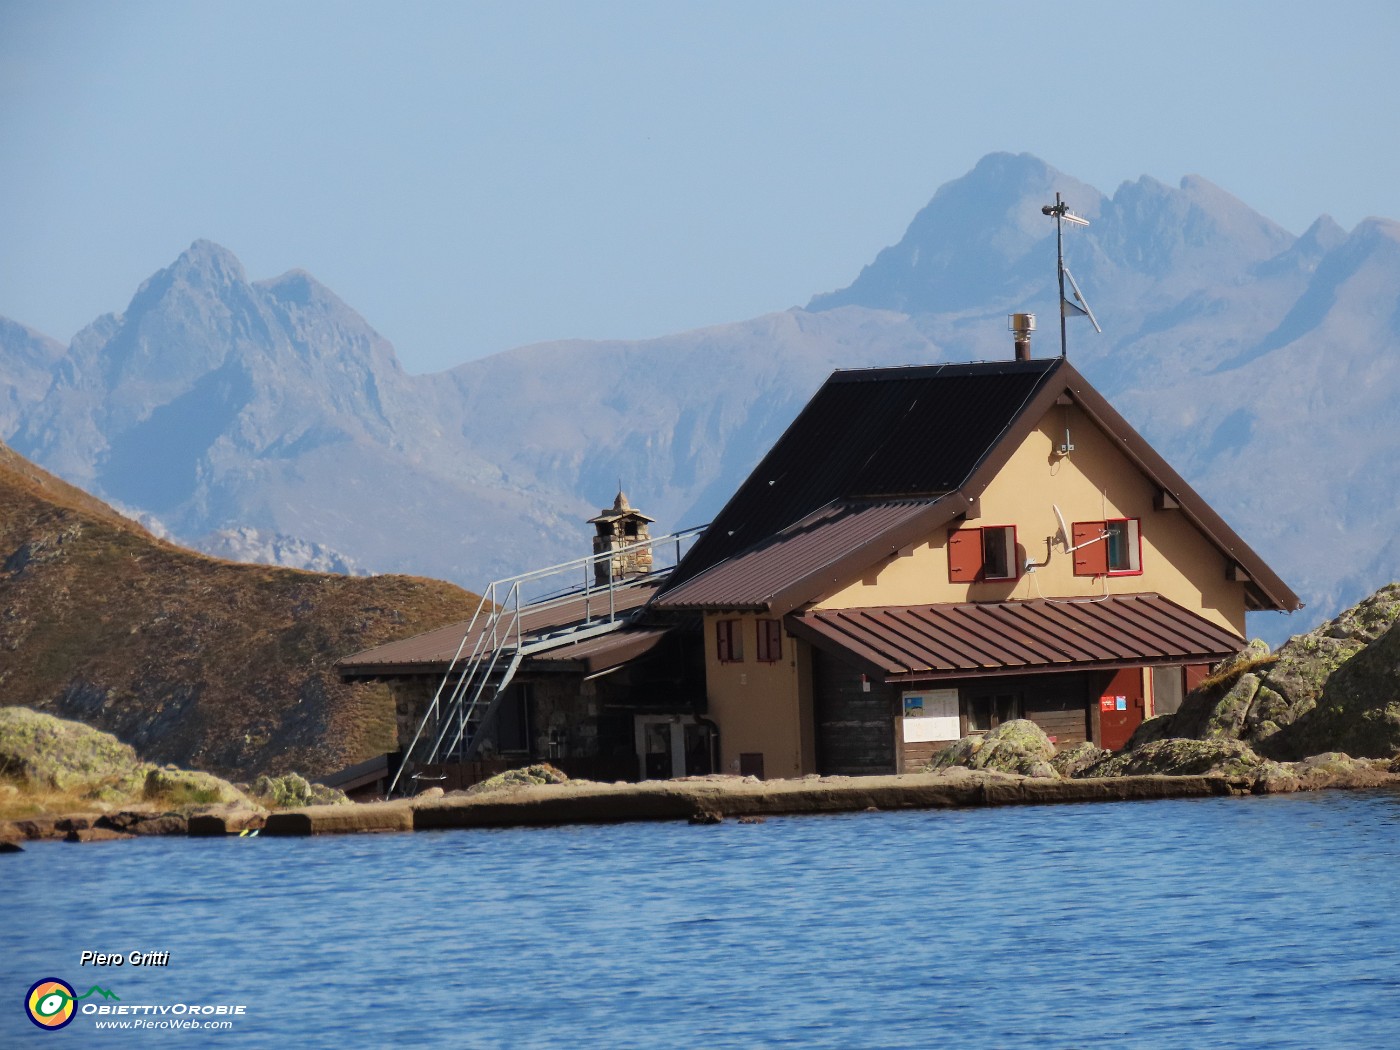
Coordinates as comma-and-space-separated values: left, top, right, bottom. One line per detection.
6, 790, 1400, 1048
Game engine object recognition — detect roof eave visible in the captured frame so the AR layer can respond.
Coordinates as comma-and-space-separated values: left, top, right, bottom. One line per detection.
762, 497, 970, 616
1054, 361, 1301, 613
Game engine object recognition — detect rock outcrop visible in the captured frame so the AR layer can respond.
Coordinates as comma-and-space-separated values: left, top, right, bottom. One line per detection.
1269, 618, 1400, 760
0, 707, 256, 822
927, 720, 1059, 778
252, 772, 351, 808
1157, 584, 1400, 756
462, 763, 570, 795
143, 767, 250, 808
1079, 738, 1284, 780
1050, 742, 1109, 778
0, 706, 148, 795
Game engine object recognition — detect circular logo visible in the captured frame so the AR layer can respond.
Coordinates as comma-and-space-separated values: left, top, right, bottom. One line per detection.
26, 978, 77, 1030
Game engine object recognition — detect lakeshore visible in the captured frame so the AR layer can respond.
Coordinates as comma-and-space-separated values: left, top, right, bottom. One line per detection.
8, 763, 1400, 846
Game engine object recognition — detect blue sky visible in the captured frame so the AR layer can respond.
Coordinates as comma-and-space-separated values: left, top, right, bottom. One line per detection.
1, 0, 1396, 373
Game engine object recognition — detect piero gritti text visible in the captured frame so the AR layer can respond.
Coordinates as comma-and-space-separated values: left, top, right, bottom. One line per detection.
80, 950, 170, 967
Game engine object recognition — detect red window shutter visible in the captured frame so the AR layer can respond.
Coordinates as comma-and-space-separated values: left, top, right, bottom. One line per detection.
756, 619, 782, 662
948, 528, 983, 583
1072, 521, 1108, 576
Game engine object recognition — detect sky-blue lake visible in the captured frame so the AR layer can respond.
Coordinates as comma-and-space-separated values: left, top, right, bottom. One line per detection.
6, 789, 1400, 1048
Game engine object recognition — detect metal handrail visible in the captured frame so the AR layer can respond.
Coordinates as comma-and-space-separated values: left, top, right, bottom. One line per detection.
387, 524, 706, 796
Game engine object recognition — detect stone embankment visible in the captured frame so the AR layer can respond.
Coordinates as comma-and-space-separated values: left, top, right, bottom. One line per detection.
195, 764, 1394, 837
9, 763, 1399, 844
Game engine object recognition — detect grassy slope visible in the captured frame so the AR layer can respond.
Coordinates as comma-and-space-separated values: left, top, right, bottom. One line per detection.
0, 442, 479, 779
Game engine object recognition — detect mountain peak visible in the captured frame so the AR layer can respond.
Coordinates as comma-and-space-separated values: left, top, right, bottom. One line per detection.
171, 239, 247, 285
808, 152, 1101, 315
255, 268, 341, 310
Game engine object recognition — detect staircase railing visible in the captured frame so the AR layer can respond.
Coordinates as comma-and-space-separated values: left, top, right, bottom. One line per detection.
387, 525, 704, 796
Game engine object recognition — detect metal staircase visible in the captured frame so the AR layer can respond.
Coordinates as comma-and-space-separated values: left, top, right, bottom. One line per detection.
388, 526, 703, 796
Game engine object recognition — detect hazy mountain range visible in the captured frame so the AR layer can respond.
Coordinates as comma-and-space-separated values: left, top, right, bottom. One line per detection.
2, 152, 1396, 644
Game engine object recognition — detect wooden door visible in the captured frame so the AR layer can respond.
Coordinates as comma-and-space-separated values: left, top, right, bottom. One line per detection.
1098, 668, 1145, 751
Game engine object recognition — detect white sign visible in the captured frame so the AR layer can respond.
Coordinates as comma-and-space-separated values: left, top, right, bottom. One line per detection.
902, 689, 960, 741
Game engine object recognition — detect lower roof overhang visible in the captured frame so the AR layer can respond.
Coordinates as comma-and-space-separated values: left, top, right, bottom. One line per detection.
786, 593, 1243, 685
338, 626, 671, 681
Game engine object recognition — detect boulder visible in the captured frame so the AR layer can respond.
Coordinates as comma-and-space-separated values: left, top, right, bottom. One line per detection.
1267, 619, 1400, 760
252, 772, 352, 808
143, 767, 251, 808
1050, 742, 1109, 778
1249, 584, 1400, 746
1157, 585, 1400, 758
1124, 714, 1175, 751
465, 763, 570, 795
0, 840, 23, 853
927, 720, 1058, 778
1287, 752, 1391, 790
1079, 738, 1278, 779
0, 707, 148, 794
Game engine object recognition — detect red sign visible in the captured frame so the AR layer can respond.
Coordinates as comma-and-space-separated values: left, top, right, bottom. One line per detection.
1100, 697, 1116, 711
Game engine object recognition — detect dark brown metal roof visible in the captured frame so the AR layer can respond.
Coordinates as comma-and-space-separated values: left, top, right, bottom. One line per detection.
338, 577, 664, 677
787, 594, 1245, 683
650, 356, 1299, 614
653, 499, 945, 611
657, 359, 1061, 596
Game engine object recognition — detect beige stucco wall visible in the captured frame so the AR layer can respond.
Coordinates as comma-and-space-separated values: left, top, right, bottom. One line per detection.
815, 404, 1248, 637
702, 612, 814, 778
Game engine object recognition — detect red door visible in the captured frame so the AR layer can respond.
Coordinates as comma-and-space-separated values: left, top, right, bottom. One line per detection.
1098, 668, 1145, 751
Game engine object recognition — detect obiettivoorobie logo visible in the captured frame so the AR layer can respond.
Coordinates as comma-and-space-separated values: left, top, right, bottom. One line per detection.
25, 978, 119, 1031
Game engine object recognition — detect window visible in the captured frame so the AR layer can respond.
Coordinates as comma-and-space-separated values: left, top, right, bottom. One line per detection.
1072, 518, 1142, 576
756, 618, 783, 663
716, 618, 744, 663
948, 525, 1019, 583
1152, 666, 1185, 717
966, 692, 1021, 733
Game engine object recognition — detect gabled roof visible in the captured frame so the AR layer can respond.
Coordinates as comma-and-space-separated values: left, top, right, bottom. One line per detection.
655, 359, 1058, 605
787, 594, 1245, 683
651, 357, 1299, 615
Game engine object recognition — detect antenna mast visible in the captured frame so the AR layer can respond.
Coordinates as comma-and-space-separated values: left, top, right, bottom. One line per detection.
1041, 193, 1099, 358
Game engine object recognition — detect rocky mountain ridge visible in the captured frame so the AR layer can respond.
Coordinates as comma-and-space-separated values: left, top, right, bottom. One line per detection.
2, 153, 1397, 641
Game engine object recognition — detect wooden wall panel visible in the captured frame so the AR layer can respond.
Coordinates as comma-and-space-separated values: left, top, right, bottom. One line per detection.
813, 648, 897, 776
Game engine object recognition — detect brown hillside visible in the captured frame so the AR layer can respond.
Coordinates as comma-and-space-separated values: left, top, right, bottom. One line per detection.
0, 441, 479, 779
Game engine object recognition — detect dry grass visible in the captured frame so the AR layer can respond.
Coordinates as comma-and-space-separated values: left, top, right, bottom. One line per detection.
1197, 653, 1280, 693
0, 779, 121, 822
0, 440, 482, 781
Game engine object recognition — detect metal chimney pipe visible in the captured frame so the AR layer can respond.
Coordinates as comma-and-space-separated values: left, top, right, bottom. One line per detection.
1008, 312, 1036, 361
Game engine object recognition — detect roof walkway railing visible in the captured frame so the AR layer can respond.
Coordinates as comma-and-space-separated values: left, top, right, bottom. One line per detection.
387, 524, 705, 796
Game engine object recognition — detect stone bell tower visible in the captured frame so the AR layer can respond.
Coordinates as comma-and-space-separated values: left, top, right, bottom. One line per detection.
588, 490, 655, 584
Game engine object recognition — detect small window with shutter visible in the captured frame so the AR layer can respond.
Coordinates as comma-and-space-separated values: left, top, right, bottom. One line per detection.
755, 619, 783, 662
1073, 518, 1142, 576
948, 525, 1018, 582
716, 619, 744, 663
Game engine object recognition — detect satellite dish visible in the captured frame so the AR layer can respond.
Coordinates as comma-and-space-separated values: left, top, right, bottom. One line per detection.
1052, 504, 1069, 549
